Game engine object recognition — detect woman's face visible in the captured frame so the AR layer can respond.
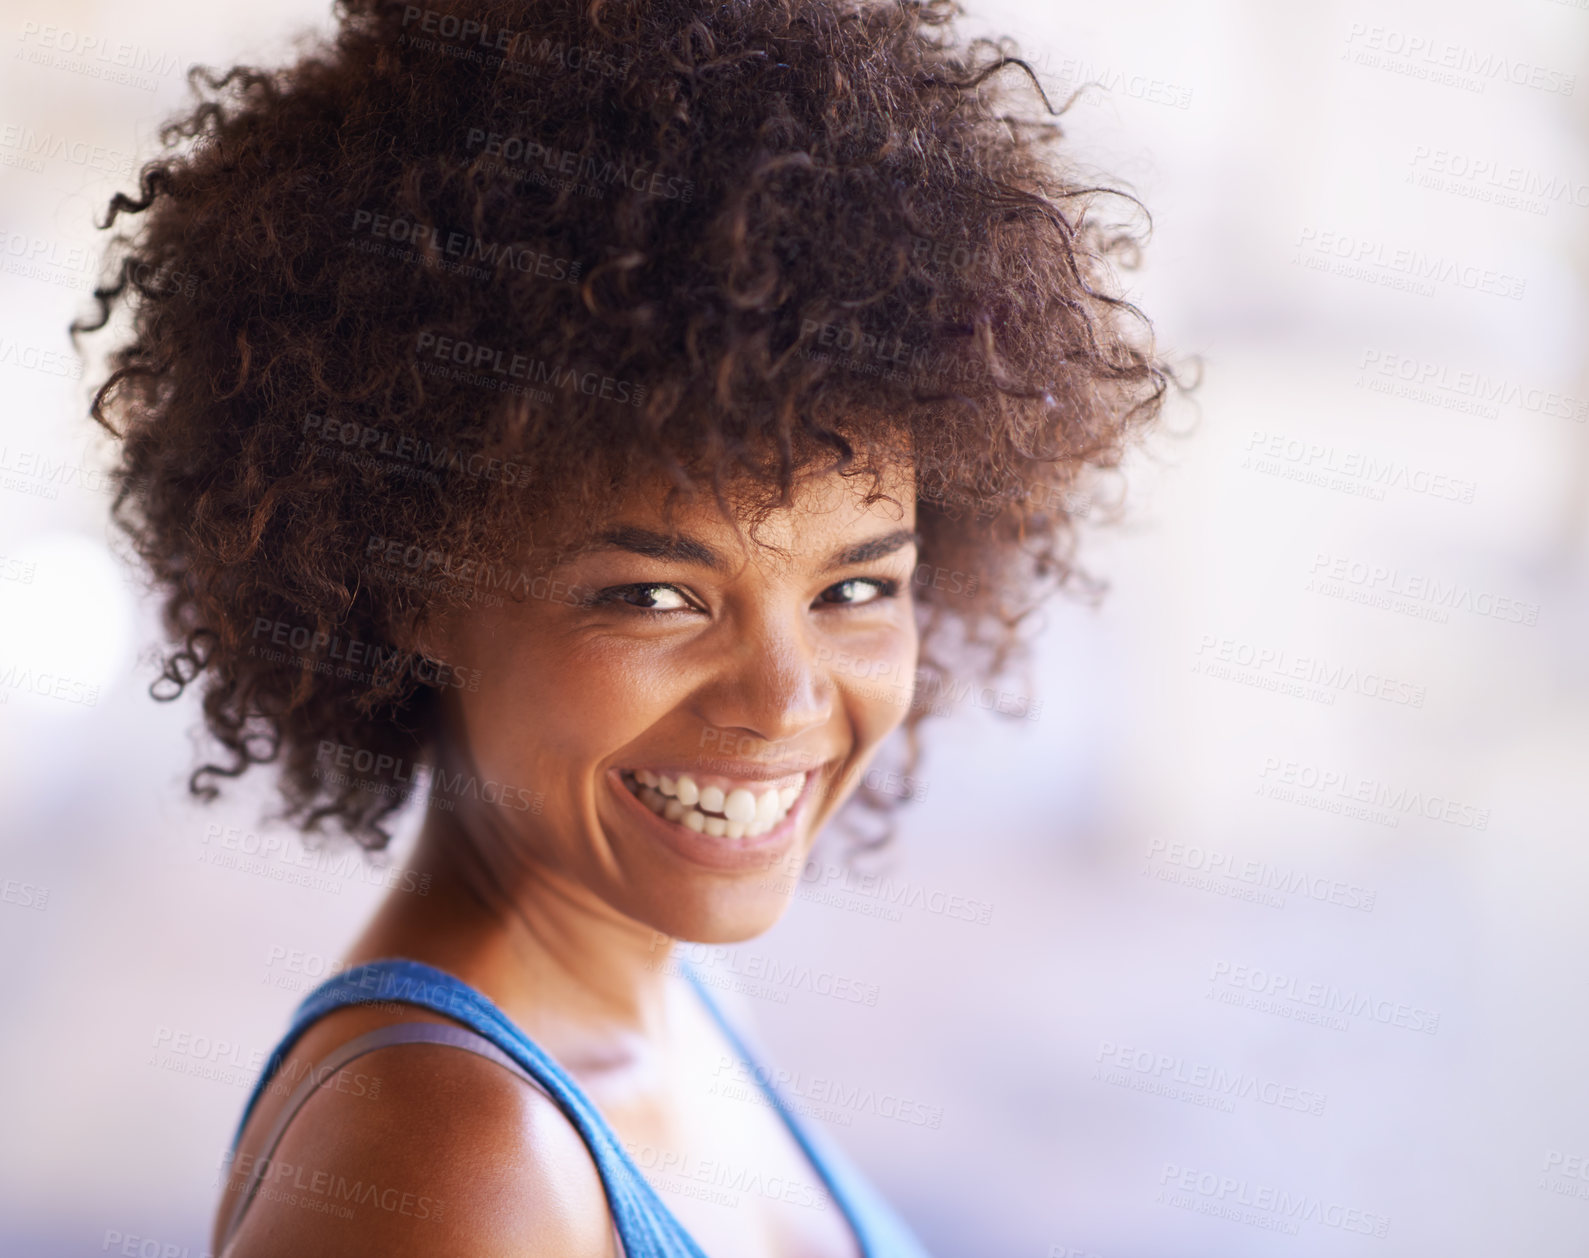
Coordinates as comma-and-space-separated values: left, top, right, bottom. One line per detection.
427, 461, 920, 943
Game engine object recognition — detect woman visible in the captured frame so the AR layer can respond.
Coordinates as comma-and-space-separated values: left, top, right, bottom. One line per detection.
76, 0, 1168, 1253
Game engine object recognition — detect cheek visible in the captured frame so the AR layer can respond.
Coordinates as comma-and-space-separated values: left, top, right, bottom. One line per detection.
836, 624, 919, 743
456, 630, 687, 777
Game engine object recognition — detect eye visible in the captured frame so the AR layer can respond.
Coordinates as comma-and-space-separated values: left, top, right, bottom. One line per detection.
589, 583, 698, 613
816, 578, 899, 608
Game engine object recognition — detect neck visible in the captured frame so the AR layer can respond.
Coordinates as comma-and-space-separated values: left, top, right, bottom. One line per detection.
347, 804, 679, 1057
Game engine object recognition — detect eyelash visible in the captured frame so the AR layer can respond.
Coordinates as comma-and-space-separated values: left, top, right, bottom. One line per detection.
585, 578, 902, 616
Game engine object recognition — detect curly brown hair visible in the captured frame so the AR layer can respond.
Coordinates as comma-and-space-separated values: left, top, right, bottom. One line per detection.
74, 0, 1173, 850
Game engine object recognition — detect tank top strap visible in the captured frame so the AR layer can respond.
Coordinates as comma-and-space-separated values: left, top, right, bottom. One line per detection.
221, 1021, 556, 1252
229, 958, 711, 1258
677, 965, 934, 1258
229, 956, 933, 1257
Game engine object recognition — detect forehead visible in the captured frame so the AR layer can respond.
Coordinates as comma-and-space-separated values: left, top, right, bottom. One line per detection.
566, 459, 916, 565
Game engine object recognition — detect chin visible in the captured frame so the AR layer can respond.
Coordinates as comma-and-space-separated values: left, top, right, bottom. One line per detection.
609, 844, 810, 946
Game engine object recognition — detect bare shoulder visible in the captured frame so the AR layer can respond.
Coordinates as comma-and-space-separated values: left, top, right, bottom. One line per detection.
217, 1006, 616, 1258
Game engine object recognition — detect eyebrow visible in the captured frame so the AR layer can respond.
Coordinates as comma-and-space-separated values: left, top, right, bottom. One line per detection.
585, 526, 920, 572
590, 526, 724, 568
826, 528, 919, 570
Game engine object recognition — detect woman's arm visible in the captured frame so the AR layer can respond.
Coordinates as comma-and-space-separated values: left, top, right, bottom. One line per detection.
218, 1040, 617, 1258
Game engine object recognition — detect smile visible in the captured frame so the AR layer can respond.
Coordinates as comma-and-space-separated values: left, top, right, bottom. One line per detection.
618, 769, 806, 840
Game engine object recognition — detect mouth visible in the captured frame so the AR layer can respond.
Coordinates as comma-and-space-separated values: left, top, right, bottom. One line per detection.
617, 768, 808, 840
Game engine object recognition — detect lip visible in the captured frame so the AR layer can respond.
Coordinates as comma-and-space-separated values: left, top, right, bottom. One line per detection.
606, 766, 816, 874
620, 761, 818, 785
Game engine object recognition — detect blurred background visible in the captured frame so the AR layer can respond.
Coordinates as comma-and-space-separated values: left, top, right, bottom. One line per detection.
2, 0, 1587, 1254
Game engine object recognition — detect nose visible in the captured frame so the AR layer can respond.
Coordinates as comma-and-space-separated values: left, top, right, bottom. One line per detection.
695, 614, 834, 747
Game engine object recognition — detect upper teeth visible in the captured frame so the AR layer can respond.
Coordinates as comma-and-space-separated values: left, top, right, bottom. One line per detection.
629, 770, 803, 840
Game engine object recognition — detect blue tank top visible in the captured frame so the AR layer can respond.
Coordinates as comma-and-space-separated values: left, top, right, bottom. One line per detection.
223, 958, 933, 1257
